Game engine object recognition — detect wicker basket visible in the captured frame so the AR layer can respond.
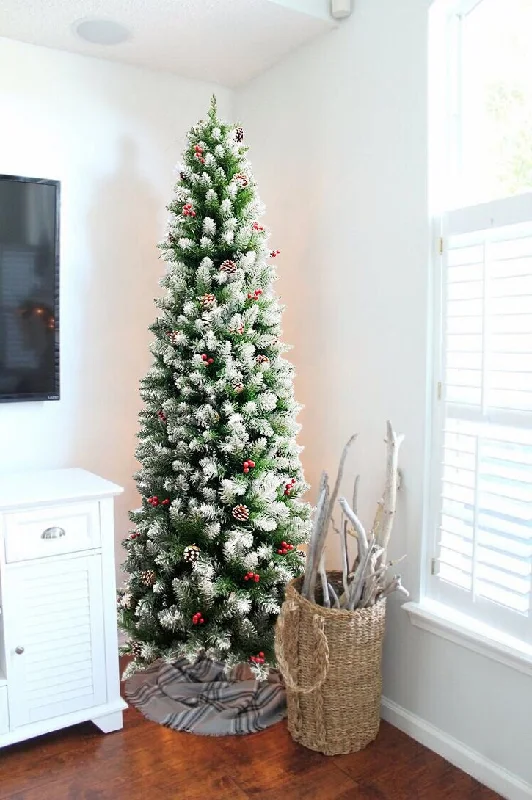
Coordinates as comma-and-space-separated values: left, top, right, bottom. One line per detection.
275, 573, 386, 756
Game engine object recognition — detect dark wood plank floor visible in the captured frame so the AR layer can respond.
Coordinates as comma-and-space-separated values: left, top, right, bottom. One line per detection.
0, 698, 501, 800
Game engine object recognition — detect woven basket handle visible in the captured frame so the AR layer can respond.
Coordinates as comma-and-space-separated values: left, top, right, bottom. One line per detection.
275, 601, 330, 695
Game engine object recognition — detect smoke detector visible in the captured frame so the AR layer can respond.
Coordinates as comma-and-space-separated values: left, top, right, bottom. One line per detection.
331, 0, 353, 19
75, 19, 130, 46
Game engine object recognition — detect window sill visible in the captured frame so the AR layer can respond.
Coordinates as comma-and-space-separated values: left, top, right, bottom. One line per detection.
403, 599, 532, 678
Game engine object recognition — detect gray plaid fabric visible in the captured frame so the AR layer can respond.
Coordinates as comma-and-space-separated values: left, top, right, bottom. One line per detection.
125, 657, 286, 735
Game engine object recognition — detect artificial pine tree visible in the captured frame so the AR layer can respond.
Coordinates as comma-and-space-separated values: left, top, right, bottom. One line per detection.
119, 98, 311, 679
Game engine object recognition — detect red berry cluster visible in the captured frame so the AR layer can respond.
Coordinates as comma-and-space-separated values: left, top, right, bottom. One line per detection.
201, 353, 214, 365
252, 222, 264, 232
194, 144, 205, 164
284, 478, 296, 497
244, 571, 260, 583
243, 459, 255, 474
157, 410, 167, 422
270, 249, 281, 258
129, 531, 140, 540
182, 203, 196, 217
250, 652, 265, 664
247, 289, 263, 300
147, 496, 170, 507
277, 541, 295, 555
192, 612, 205, 625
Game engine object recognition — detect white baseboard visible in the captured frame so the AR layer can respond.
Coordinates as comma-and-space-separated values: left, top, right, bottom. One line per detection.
381, 697, 532, 800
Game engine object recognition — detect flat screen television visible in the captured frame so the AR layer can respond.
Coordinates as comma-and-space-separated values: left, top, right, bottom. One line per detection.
0, 175, 60, 402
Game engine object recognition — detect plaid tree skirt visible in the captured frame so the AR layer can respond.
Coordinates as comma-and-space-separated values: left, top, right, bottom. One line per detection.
125, 657, 286, 735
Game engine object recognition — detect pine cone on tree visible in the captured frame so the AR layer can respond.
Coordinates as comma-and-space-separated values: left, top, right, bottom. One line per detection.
232, 504, 250, 522
183, 544, 200, 563
235, 126, 244, 142
141, 569, 156, 586
130, 640, 143, 660
219, 259, 237, 274
200, 293, 216, 309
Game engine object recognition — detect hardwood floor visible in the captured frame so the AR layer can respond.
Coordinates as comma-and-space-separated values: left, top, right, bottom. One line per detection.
0, 699, 501, 799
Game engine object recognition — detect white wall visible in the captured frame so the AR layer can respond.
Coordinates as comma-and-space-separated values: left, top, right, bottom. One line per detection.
236, 1, 532, 795
1, 17, 530, 795
0, 38, 233, 573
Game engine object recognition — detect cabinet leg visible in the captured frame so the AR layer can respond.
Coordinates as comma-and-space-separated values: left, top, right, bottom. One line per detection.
92, 711, 124, 734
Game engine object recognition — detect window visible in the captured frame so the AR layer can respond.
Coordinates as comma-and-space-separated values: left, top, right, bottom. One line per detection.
428, 0, 532, 644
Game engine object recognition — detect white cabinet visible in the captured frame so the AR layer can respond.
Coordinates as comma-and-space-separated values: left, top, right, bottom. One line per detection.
0, 468, 127, 748
0, 686, 8, 735
4, 556, 107, 728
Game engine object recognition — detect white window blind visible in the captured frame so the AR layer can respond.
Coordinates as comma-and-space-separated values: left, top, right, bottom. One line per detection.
430, 193, 532, 642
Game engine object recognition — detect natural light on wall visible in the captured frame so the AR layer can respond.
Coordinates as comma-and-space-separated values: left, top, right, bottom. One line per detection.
428, 0, 532, 645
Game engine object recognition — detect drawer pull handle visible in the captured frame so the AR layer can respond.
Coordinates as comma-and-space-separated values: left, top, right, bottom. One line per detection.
15, 646, 25, 655
41, 526, 66, 540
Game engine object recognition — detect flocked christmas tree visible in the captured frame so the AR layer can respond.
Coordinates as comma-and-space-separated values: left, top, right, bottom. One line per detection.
119, 98, 311, 679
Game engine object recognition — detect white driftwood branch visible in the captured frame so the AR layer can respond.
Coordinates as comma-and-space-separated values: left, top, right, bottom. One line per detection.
307, 436, 357, 602
339, 497, 368, 556
352, 474, 360, 515
319, 553, 330, 608
379, 574, 409, 600
370, 500, 384, 544
340, 518, 350, 598
308, 492, 331, 603
338, 496, 369, 608
300, 423, 407, 610
325, 434, 357, 533
376, 420, 404, 554
328, 582, 340, 608
301, 475, 328, 600
347, 535, 375, 610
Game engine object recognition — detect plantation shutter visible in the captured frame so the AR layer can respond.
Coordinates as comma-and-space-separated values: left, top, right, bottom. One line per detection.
431, 193, 532, 641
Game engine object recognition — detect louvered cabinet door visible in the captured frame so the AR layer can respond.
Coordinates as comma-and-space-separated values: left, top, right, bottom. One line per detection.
4, 555, 107, 729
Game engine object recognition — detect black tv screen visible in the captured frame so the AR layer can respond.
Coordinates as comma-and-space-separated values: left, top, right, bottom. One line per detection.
0, 175, 60, 402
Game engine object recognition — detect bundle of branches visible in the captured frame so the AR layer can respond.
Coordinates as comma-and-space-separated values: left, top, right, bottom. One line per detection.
301, 421, 409, 610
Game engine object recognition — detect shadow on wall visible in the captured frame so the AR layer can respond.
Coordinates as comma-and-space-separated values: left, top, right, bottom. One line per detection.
75, 136, 161, 561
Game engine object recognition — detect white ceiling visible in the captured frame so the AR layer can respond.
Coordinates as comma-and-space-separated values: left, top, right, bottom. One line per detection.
0, 0, 335, 88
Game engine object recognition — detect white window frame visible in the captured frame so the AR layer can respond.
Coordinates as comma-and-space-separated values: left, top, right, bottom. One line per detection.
420, 0, 532, 647
428, 194, 532, 643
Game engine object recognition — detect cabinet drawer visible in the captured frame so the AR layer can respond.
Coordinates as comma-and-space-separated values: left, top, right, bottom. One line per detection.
0, 686, 8, 735
3, 502, 101, 563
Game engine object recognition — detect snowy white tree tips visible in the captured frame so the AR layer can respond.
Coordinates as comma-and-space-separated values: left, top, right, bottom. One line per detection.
119, 98, 311, 679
